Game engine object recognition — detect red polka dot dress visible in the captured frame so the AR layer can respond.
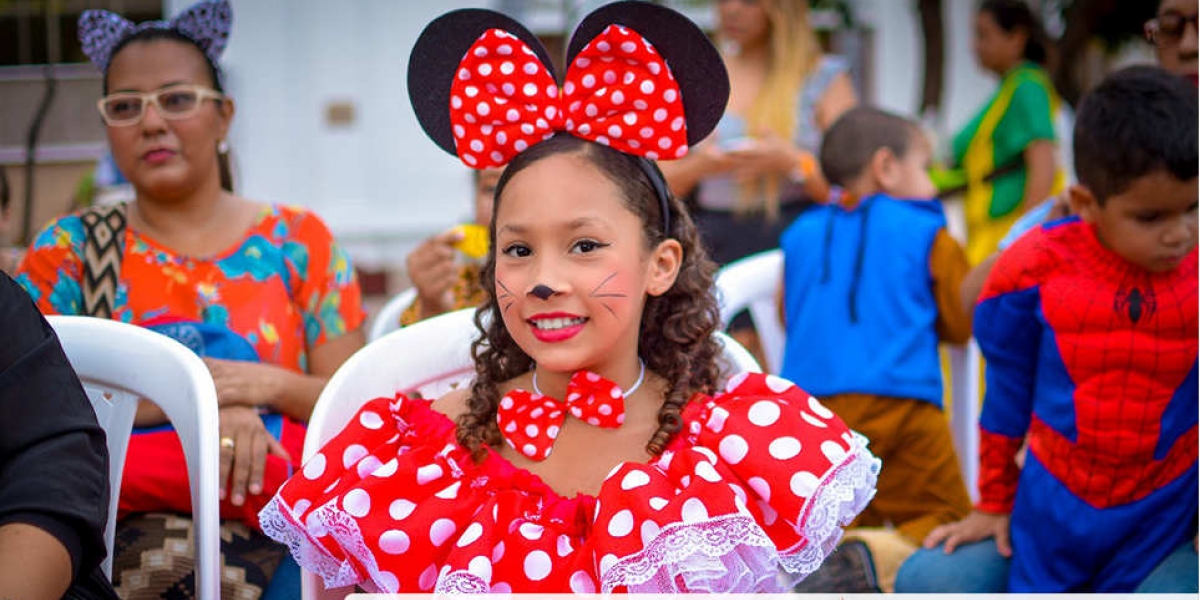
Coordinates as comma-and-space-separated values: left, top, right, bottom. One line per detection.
259, 373, 880, 593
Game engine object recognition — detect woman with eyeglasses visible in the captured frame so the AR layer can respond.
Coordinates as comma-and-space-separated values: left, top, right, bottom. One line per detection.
14, 1, 365, 597
1146, 0, 1199, 85
937, 0, 1064, 266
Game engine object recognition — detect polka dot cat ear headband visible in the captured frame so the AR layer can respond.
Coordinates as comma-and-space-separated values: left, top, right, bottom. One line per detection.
408, 1, 729, 175
78, 0, 232, 75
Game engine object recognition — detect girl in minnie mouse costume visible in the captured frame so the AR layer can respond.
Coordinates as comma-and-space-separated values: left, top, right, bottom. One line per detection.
260, 2, 879, 593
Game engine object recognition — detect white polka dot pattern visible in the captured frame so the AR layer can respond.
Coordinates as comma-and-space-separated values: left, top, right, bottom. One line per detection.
468, 555, 492, 581
496, 369, 627, 460
569, 569, 596, 593
380, 529, 411, 555
523, 550, 552, 581
429, 518, 457, 547
448, 25, 687, 169
260, 373, 878, 593
302, 453, 326, 480
608, 509, 635, 537
343, 489, 371, 518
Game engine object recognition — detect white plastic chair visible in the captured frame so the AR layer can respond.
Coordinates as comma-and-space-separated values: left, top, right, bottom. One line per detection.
714, 249, 786, 374
714, 249, 982, 501
947, 340, 983, 502
47, 315, 222, 599
367, 288, 417, 342
301, 307, 760, 599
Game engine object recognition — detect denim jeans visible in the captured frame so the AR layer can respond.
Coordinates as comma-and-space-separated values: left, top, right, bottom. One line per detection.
262, 554, 302, 600
894, 538, 1198, 593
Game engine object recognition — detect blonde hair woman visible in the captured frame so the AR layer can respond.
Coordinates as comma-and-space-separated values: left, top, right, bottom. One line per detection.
660, 0, 857, 354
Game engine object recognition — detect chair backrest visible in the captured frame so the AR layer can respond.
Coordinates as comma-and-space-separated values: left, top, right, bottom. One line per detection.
48, 315, 222, 599
367, 288, 418, 342
306, 306, 479, 455
301, 307, 760, 599
714, 249, 786, 373
947, 340, 982, 503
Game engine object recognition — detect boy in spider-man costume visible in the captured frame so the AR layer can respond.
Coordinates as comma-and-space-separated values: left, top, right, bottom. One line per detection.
922, 66, 1198, 592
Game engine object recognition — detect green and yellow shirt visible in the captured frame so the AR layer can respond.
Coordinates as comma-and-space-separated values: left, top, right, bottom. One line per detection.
950, 62, 1064, 264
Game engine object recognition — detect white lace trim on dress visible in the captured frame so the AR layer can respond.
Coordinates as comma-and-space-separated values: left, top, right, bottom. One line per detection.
777, 432, 880, 585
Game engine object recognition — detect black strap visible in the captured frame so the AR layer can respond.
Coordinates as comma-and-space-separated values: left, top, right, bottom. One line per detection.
936, 156, 1025, 199
79, 203, 127, 319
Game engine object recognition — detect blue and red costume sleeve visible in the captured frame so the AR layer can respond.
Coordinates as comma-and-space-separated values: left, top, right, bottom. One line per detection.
972, 230, 1051, 513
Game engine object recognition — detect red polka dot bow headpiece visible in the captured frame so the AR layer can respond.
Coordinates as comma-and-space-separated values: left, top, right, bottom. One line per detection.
408, 1, 728, 170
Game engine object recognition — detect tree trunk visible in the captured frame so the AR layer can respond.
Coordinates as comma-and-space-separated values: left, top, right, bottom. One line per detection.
917, 0, 945, 115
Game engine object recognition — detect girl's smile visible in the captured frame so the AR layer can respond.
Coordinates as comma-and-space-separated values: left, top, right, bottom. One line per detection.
528, 312, 589, 342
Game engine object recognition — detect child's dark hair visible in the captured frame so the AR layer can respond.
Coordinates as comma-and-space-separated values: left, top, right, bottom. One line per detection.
819, 106, 920, 188
458, 133, 722, 460
103, 28, 234, 192
1073, 66, 1198, 204
979, 0, 1049, 66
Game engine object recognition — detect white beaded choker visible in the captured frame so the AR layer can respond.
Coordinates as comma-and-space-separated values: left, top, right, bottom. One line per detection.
532, 358, 646, 398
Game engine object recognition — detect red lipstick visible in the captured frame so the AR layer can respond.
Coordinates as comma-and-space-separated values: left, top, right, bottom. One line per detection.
528, 312, 588, 343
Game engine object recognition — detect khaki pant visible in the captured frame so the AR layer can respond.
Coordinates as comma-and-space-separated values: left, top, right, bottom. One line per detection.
822, 393, 972, 544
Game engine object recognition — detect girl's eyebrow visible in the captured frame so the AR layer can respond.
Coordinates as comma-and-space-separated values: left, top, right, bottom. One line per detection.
566, 217, 604, 229
499, 217, 606, 235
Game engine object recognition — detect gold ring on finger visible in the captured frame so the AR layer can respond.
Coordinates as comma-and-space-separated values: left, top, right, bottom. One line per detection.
220, 436, 236, 450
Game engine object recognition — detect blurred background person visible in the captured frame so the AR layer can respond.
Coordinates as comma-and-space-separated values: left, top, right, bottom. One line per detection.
398, 167, 499, 326
1146, 0, 1199, 85
660, 0, 857, 359
942, 0, 1063, 265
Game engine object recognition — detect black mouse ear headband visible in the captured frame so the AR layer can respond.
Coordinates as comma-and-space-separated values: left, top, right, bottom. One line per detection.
408, 1, 729, 233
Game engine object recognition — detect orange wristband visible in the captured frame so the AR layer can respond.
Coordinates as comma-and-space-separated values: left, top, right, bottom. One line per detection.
790, 151, 819, 183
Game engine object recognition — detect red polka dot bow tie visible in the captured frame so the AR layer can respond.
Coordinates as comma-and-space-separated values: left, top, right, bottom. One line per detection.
496, 363, 644, 461
449, 25, 687, 169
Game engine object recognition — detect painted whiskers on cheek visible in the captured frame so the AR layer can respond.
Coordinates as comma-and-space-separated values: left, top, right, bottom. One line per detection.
497, 279, 515, 315
589, 271, 627, 318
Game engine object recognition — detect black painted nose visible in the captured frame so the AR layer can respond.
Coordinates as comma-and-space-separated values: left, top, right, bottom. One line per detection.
530, 284, 555, 300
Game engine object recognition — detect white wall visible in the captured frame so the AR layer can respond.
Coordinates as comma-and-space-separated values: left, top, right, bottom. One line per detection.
854, 0, 996, 152
167, 0, 489, 270
938, 0, 1002, 145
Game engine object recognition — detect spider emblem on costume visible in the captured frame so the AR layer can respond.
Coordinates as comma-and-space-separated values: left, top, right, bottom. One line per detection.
1113, 282, 1157, 324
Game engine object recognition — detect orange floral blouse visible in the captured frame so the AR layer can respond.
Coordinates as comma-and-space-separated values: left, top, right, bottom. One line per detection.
16, 203, 365, 373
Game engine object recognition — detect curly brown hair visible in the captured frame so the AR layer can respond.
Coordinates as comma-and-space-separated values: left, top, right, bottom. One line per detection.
456, 133, 722, 460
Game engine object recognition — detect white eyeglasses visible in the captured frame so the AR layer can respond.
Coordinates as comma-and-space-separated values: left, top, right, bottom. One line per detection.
97, 84, 225, 126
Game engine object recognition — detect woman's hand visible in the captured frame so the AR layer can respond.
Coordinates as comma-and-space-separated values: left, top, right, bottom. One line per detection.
1020, 140, 1058, 213
658, 137, 735, 198
1046, 190, 1071, 220
218, 405, 290, 506
205, 357, 283, 410
690, 138, 737, 175
725, 134, 800, 183
923, 510, 1013, 556
406, 229, 464, 318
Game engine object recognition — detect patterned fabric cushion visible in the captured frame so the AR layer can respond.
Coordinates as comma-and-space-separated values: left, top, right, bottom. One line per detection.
113, 513, 285, 600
